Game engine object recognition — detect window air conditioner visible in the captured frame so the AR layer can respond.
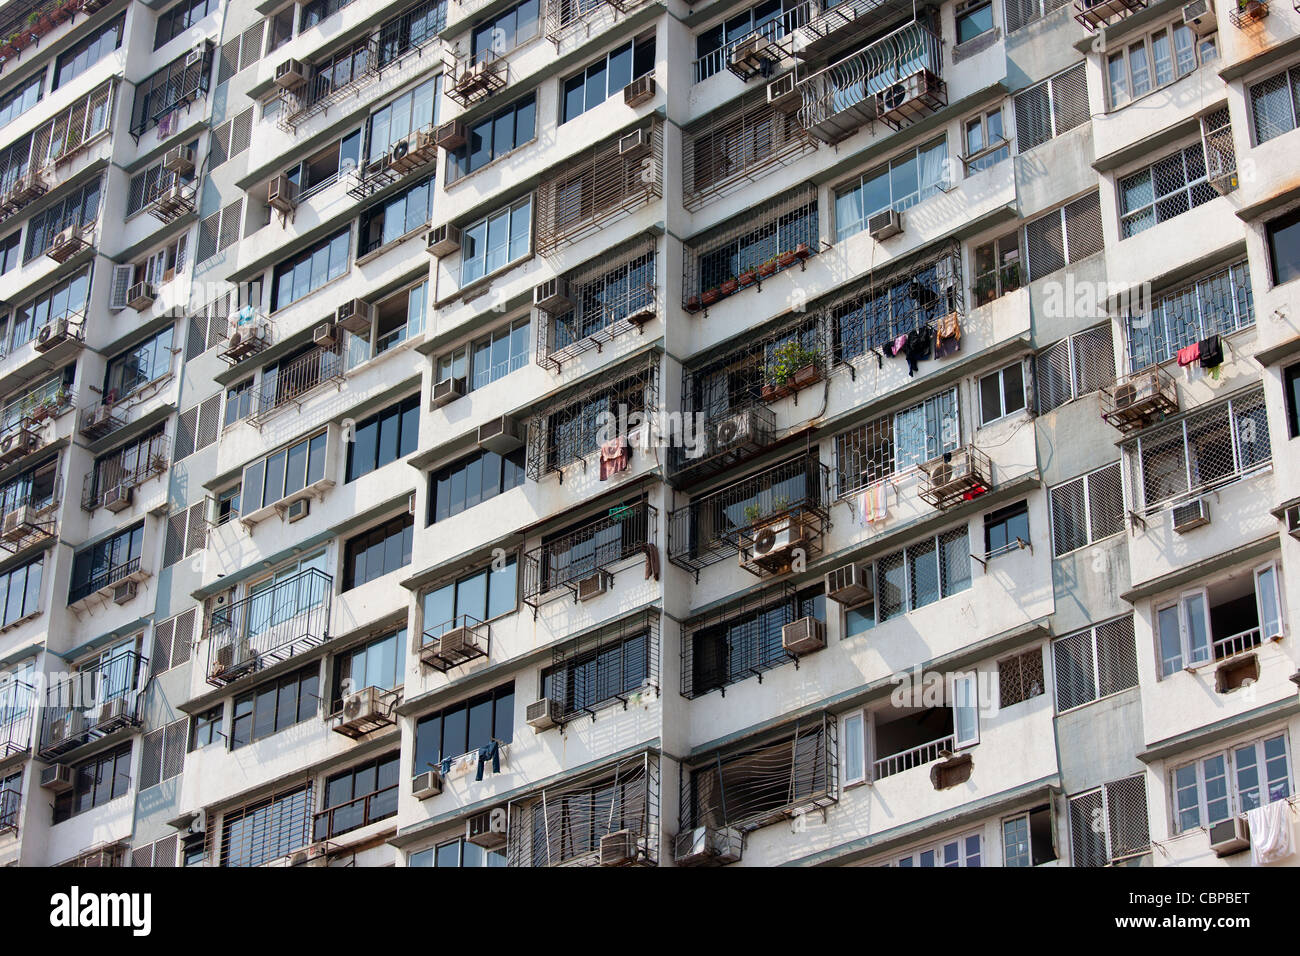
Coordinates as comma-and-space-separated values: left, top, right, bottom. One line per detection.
427, 223, 461, 257
335, 298, 374, 335
412, 769, 443, 800
275, 59, 307, 90
431, 377, 467, 408
268, 174, 297, 213
126, 282, 157, 311
673, 826, 744, 866
1208, 816, 1250, 856
576, 572, 607, 602
526, 698, 560, 731
111, 580, 138, 605
103, 484, 134, 513
163, 145, 195, 176
624, 75, 656, 107
781, 616, 825, 655
824, 562, 873, 606
435, 120, 467, 150
478, 415, 522, 454
313, 322, 338, 348
867, 209, 903, 240
618, 129, 648, 156
465, 807, 508, 849
285, 498, 309, 522
534, 278, 573, 313
767, 72, 800, 110
599, 829, 639, 866
1182, 0, 1217, 35
40, 764, 74, 792
1171, 498, 1210, 534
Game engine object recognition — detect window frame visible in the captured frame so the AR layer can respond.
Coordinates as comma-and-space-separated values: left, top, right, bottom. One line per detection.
977, 361, 1026, 425
1171, 732, 1293, 833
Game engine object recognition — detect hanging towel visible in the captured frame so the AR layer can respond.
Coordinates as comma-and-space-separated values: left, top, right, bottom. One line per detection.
935, 313, 962, 359
890, 334, 908, 357
1176, 342, 1201, 367
599, 436, 631, 480
1246, 800, 1295, 865
864, 481, 888, 523
1198, 334, 1223, 368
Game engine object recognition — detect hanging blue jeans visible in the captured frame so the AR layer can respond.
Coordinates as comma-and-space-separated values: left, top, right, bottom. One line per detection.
475, 740, 501, 781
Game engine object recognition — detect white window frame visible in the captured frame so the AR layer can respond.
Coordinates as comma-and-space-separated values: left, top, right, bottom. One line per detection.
459, 195, 533, 286
951, 671, 980, 749
977, 361, 1026, 425
1105, 22, 1216, 111
1170, 732, 1293, 833
892, 828, 983, 866
1255, 561, 1285, 640
1156, 588, 1212, 677
842, 709, 867, 786
962, 105, 1009, 174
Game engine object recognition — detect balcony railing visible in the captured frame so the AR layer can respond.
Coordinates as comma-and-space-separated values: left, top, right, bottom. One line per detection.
522, 500, 657, 610
543, 0, 617, 45
146, 177, 197, 224
68, 555, 144, 604
794, 20, 944, 143
443, 48, 507, 107
1100, 367, 1179, 433
420, 614, 490, 672
312, 784, 398, 841
278, 39, 380, 132
206, 568, 332, 686
916, 445, 992, 510
0, 787, 18, 835
346, 123, 438, 201
874, 733, 953, 780
217, 308, 273, 365
129, 44, 213, 140
0, 487, 59, 553
0, 681, 36, 760
248, 344, 345, 427
1214, 627, 1263, 662
81, 445, 169, 512
1073, 0, 1146, 31
37, 651, 148, 760
693, 4, 809, 82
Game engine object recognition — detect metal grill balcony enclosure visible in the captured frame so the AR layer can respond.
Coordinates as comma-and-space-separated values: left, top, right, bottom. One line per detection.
522, 500, 656, 609
248, 344, 344, 427
681, 713, 837, 834
1100, 367, 1178, 433
420, 615, 490, 672
0, 787, 17, 836
507, 751, 660, 866
0, 680, 35, 760
78, 398, 128, 441
346, 122, 438, 201
68, 555, 148, 605
81, 436, 169, 512
218, 309, 273, 365
38, 651, 148, 760
443, 48, 507, 107
535, 120, 662, 256
795, 21, 944, 143
1, 491, 58, 553
917, 445, 992, 510
277, 40, 381, 132
206, 568, 332, 686
542, 609, 660, 723
667, 453, 830, 576
543, 0, 622, 45
146, 177, 197, 224
129, 43, 213, 139
44, 221, 94, 263
330, 685, 401, 739
1073, 0, 1146, 31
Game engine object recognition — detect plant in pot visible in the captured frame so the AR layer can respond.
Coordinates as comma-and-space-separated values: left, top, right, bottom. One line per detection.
758, 256, 778, 278
1236, 0, 1265, 17
701, 286, 721, 306
743, 502, 763, 526
777, 247, 798, 268
685, 293, 702, 313
737, 265, 757, 288
720, 275, 739, 296
794, 241, 811, 259
767, 340, 821, 396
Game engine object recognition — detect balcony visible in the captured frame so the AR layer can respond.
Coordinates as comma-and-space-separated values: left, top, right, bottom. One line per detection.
44, 221, 95, 264
794, 20, 944, 144
1100, 367, 1179, 434
0, 786, 17, 836
130, 43, 213, 140
0, 490, 58, 554
59, 841, 129, 868
543, 0, 623, 46
2, 311, 86, 375
217, 308, 274, 366
1073, 0, 1147, 32
0, 170, 48, 223
80, 440, 169, 513
33, 79, 115, 170
146, 177, 197, 225
78, 398, 129, 441
68, 555, 149, 606
206, 568, 332, 686
37, 651, 148, 761
420, 614, 490, 672
916, 445, 992, 510
247, 344, 345, 428
522, 500, 657, 611
346, 123, 438, 201
1227, 0, 1269, 25
443, 48, 507, 108
0, 0, 92, 67
682, 713, 836, 834
276, 39, 380, 133
539, 609, 660, 724
0, 682, 35, 761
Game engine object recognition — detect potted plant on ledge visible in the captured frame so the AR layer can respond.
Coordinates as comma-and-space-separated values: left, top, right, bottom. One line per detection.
763, 341, 822, 400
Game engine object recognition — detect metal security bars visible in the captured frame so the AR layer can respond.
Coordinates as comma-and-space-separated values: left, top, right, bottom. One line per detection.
1250, 66, 1300, 145
795, 20, 944, 144
38, 651, 148, 760
0, 485, 59, 553
535, 120, 662, 256
692, 1, 809, 82
1014, 63, 1088, 153
1068, 774, 1150, 866
27, 80, 115, 169
205, 568, 332, 686
1073, 0, 1145, 31
540, 608, 660, 723
1124, 386, 1271, 515
1035, 325, 1115, 413
1124, 260, 1253, 372
1053, 615, 1138, 712
678, 582, 813, 696
681, 88, 817, 210
1022, 191, 1103, 281
1049, 461, 1124, 556
525, 353, 659, 480
1004, 0, 1070, 31
443, 48, 507, 107
0, 786, 18, 836
522, 500, 657, 608
81, 432, 169, 512
834, 386, 960, 498
506, 750, 659, 866
543, 0, 618, 45
217, 783, 314, 867
681, 712, 837, 832
0, 678, 35, 760
248, 344, 345, 427
129, 43, 213, 139
667, 452, 830, 575
279, 40, 380, 132
536, 237, 657, 371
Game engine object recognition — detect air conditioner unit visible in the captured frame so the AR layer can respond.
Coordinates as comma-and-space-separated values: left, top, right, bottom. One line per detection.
285, 498, 309, 522
1172, 498, 1210, 534
126, 282, 156, 311
534, 278, 573, 313
340, 686, 384, 727
867, 208, 903, 240
744, 515, 807, 569
313, 322, 338, 348
34, 318, 70, 352
730, 34, 775, 72
876, 70, 940, 119
1, 510, 26, 541
478, 415, 522, 454
782, 616, 825, 655
673, 826, 744, 866
434, 120, 467, 150
599, 829, 638, 866
1285, 504, 1300, 540
96, 697, 130, 725
618, 129, 649, 156
576, 572, 607, 602
412, 769, 443, 800
1182, 0, 1217, 34
267, 174, 297, 213
526, 698, 560, 731
825, 562, 873, 606
275, 59, 307, 90
46, 712, 81, 745
1208, 815, 1250, 856
103, 484, 134, 513
111, 580, 138, 605
713, 408, 758, 452
427, 223, 461, 257
431, 377, 467, 408
436, 624, 475, 657
163, 145, 195, 176
386, 137, 414, 169
185, 46, 206, 68
336, 298, 373, 335
40, 764, 74, 793
767, 73, 799, 110
624, 75, 656, 107
465, 807, 508, 849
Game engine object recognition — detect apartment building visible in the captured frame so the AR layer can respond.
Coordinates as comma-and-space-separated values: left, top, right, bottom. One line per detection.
0, 0, 1297, 870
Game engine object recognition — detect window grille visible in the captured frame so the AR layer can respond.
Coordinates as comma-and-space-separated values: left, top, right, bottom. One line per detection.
218, 783, 313, 867
1124, 259, 1252, 372
522, 501, 657, 608
1003, 0, 1071, 33
140, 718, 188, 789
1248, 66, 1300, 145
150, 608, 197, 677
1053, 615, 1137, 711
834, 386, 960, 498
131, 835, 178, 867
1022, 191, 1103, 280
1035, 325, 1115, 413
1049, 461, 1124, 556
539, 609, 660, 722
163, 502, 208, 568
1068, 774, 1150, 866
174, 394, 222, 461
998, 647, 1045, 707
1014, 63, 1087, 152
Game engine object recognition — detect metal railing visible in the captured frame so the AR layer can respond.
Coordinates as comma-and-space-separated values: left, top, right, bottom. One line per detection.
692, 4, 810, 82
874, 733, 954, 780
1213, 627, 1262, 662
0, 485, 59, 553
523, 500, 656, 608
0, 787, 18, 835
1100, 366, 1179, 433
248, 344, 344, 426
443, 47, 507, 107
81, 436, 169, 512
38, 651, 148, 760
420, 614, 490, 671
312, 784, 398, 841
0, 680, 35, 760
68, 555, 141, 604
1074, 0, 1146, 31
206, 568, 332, 686
917, 445, 993, 510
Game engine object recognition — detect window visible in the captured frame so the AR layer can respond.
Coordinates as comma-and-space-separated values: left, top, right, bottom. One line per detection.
876, 526, 971, 621
561, 34, 656, 123
1125, 261, 1253, 371
315, 753, 399, 839
343, 282, 427, 369
999, 647, 1045, 708
359, 176, 434, 255
230, 665, 320, 749
376, 0, 446, 66
460, 196, 532, 285
1106, 23, 1214, 109
1172, 734, 1291, 832
224, 380, 253, 428
834, 387, 960, 497
240, 430, 330, 514
53, 15, 124, 90
956, 0, 994, 44
409, 839, 507, 867
1022, 191, 1104, 281
1156, 563, 1284, 678
51, 743, 132, 824
1035, 325, 1116, 412
0, 557, 42, 629
1266, 208, 1300, 287
139, 718, 187, 790
1068, 775, 1150, 866
103, 325, 175, 400
68, 523, 144, 603
446, 93, 536, 182
427, 447, 525, 524
334, 630, 404, 705
694, 0, 804, 82
367, 75, 441, 164
1004, 0, 1071, 32
412, 683, 514, 776
300, 0, 355, 31
270, 228, 350, 310
841, 710, 866, 785
541, 630, 650, 719
834, 138, 949, 241
1014, 63, 1089, 153
1248, 65, 1300, 145
155, 0, 218, 48
892, 831, 983, 867
952, 671, 980, 748
984, 500, 1029, 557
0, 74, 42, 129
342, 515, 413, 590
216, 486, 241, 525
690, 587, 824, 696
1049, 462, 1124, 556
1053, 616, 1138, 711
421, 558, 518, 640
437, 318, 530, 392
470, 0, 539, 60
687, 191, 818, 299
978, 362, 1026, 424
0, 232, 19, 274
346, 395, 419, 482
1285, 364, 1300, 439
219, 785, 312, 867
548, 247, 655, 354
282, 129, 362, 199
130, 45, 213, 136
91, 426, 168, 506
963, 106, 1008, 173
1120, 142, 1222, 238
1002, 805, 1057, 866
189, 706, 222, 751
6, 268, 91, 354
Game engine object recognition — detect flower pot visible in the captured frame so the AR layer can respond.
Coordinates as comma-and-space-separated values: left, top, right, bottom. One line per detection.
795, 242, 811, 259
685, 295, 702, 313
792, 363, 819, 388
761, 383, 782, 401
28, 406, 50, 423
758, 261, 777, 278
720, 279, 738, 296
702, 289, 720, 306
34, 14, 55, 34
778, 251, 798, 268
10, 33, 32, 51
737, 270, 756, 288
